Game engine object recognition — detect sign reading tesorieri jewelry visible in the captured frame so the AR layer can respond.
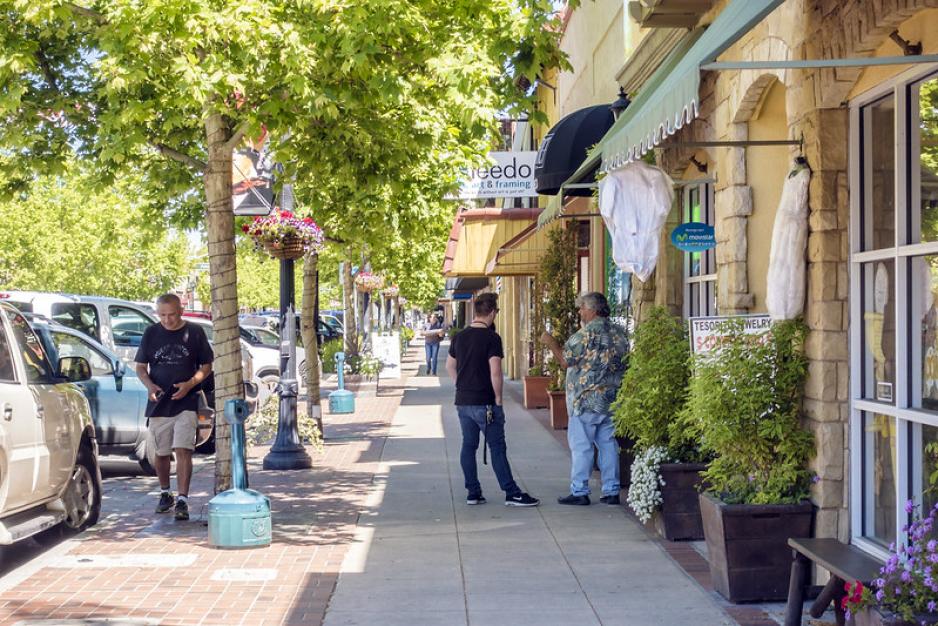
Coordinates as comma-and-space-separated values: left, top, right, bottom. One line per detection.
689, 314, 772, 354
455, 152, 538, 199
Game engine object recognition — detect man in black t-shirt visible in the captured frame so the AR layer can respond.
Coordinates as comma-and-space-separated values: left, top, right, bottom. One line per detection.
134, 294, 213, 521
446, 293, 538, 507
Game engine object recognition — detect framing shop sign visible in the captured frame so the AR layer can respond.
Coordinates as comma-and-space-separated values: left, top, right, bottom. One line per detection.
689, 314, 772, 355
456, 152, 538, 199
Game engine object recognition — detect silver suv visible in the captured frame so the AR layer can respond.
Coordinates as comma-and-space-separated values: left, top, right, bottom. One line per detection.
0, 303, 102, 544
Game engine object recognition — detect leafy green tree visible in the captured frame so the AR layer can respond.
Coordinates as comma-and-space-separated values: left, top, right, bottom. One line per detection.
1, 0, 566, 489
0, 166, 190, 298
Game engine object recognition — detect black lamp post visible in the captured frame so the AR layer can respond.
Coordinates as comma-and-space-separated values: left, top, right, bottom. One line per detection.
610, 87, 631, 121
263, 184, 312, 471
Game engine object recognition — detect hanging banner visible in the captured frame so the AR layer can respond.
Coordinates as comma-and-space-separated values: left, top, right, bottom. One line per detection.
671, 222, 716, 252
455, 152, 538, 199
689, 314, 772, 354
233, 128, 275, 216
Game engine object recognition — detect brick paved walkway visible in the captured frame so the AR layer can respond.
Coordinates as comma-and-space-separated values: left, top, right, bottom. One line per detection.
0, 345, 423, 626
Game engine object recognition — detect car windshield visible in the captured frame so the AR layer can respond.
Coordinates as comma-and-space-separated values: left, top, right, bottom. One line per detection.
251, 328, 280, 348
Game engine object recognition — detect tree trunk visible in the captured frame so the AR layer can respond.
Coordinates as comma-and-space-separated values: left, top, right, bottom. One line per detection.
204, 112, 244, 494
343, 260, 358, 357
392, 296, 400, 331
301, 254, 322, 435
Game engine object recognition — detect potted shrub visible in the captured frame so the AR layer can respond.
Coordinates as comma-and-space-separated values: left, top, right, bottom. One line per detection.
613, 306, 705, 540
538, 226, 578, 428
844, 501, 938, 626
523, 279, 551, 409
679, 318, 815, 603
547, 361, 568, 430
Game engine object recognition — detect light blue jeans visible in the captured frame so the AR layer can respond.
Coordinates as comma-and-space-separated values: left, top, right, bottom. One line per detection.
567, 405, 620, 497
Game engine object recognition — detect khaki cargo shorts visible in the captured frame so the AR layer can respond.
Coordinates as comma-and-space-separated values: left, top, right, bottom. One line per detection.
148, 411, 198, 456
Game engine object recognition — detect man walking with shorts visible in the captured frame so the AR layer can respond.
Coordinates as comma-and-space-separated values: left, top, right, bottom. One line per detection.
446, 292, 538, 507
135, 294, 213, 521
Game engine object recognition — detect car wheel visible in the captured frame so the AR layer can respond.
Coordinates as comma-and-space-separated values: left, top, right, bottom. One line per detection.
195, 428, 215, 454
61, 451, 102, 532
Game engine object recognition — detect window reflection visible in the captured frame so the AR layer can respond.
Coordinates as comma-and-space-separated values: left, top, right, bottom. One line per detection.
864, 412, 897, 546
863, 96, 895, 250
862, 261, 896, 402
918, 75, 938, 243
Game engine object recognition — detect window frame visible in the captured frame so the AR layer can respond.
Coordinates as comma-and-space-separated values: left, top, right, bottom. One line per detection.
682, 181, 717, 319
849, 63, 938, 560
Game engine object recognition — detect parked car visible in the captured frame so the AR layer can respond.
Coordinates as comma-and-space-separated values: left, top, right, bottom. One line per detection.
0, 291, 157, 363
240, 325, 309, 406
26, 316, 211, 474
0, 303, 102, 544
320, 314, 344, 334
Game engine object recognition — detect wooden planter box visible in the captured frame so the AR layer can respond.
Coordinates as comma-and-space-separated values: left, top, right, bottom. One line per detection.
548, 390, 568, 429
699, 492, 813, 603
652, 463, 707, 541
851, 608, 938, 626
523, 375, 551, 409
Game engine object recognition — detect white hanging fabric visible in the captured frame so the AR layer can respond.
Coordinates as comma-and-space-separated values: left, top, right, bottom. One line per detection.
598, 161, 675, 283
765, 166, 811, 320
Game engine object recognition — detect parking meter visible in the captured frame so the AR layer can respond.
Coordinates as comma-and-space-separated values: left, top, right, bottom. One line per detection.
208, 399, 272, 549
328, 352, 355, 414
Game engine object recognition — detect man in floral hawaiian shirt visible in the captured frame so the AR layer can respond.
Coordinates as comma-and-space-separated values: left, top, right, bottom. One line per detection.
541, 292, 628, 505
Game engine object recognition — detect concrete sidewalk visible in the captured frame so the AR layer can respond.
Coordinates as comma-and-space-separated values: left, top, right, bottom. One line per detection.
323, 359, 734, 626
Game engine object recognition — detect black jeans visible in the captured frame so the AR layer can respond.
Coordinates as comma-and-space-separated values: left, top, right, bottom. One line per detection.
456, 405, 521, 497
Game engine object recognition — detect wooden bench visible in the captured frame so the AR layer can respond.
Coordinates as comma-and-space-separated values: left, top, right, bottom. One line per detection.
784, 538, 884, 626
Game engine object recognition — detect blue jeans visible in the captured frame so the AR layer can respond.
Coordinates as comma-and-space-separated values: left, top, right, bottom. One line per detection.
457, 405, 521, 497
425, 342, 440, 374
567, 409, 620, 497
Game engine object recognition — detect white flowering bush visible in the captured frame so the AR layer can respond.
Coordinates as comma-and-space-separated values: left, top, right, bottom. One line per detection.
627, 445, 669, 523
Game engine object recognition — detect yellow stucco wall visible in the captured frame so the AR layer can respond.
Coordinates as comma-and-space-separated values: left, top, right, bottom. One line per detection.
557, 0, 626, 116
746, 79, 788, 314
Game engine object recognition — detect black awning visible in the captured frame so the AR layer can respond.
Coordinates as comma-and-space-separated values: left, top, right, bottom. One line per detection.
534, 105, 615, 196
445, 277, 490, 293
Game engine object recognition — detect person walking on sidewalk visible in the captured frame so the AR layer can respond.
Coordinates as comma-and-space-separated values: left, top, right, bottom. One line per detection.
134, 293, 213, 521
423, 313, 444, 376
541, 292, 628, 506
446, 293, 539, 507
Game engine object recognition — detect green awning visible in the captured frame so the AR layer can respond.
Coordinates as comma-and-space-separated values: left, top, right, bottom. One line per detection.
601, 0, 783, 170
537, 0, 783, 229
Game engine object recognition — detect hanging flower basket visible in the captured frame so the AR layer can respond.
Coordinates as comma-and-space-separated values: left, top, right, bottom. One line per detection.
383, 285, 399, 298
355, 271, 384, 293
243, 210, 325, 260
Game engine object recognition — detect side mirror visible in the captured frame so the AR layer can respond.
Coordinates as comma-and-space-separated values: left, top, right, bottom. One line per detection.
114, 360, 126, 392
59, 356, 92, 383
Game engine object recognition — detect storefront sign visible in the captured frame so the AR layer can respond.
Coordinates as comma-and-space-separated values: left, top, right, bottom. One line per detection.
671, 222, 716, 252
689, 314, 772, 354
456, 152, 538, 199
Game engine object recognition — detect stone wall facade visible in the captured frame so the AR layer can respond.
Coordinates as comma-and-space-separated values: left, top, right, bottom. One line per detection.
627, 0, 938, 543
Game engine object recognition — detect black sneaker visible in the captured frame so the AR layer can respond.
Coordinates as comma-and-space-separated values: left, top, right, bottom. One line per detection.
557, 494, 591, 506
467, 495, 486, 505
156, 492, 174, 514
599, 494, 620, 505
505, 493, 539, 507
174, 499, 189, 521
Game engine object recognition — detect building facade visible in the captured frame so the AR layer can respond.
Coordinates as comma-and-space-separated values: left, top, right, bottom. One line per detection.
540, 0, 938, 560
